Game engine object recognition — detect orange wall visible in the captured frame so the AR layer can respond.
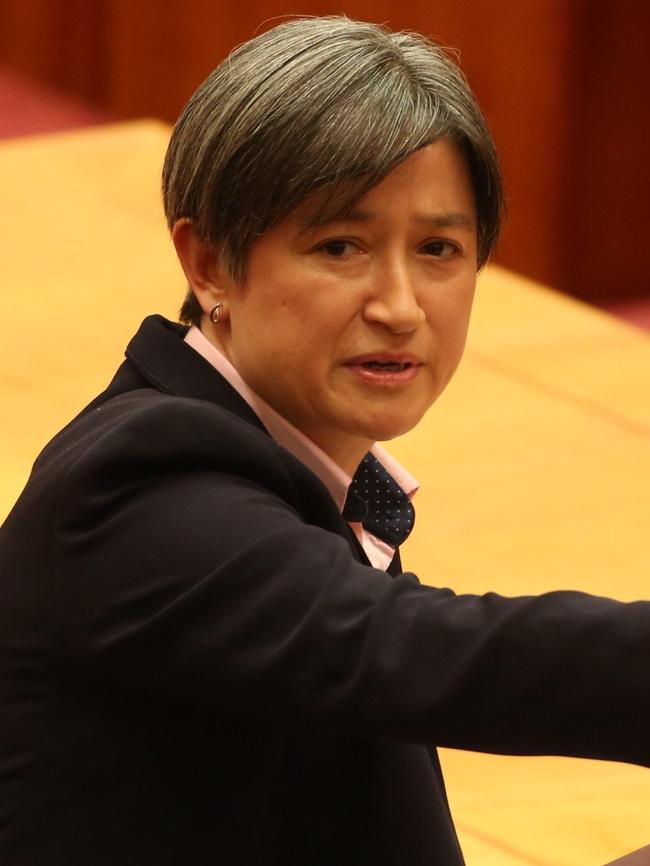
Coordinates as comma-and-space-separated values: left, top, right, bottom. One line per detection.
1, 0, 648, 302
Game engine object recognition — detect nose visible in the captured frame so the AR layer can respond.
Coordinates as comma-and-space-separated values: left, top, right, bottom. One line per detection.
362, 259, 426, 334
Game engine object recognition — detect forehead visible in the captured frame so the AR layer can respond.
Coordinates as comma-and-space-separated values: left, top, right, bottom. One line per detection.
292, 140, 477, 232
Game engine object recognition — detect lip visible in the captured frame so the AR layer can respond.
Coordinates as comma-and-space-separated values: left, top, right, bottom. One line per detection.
342, 353, 423, 386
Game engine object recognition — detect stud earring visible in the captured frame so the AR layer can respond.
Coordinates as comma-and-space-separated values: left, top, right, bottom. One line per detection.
209, 303, 223, 324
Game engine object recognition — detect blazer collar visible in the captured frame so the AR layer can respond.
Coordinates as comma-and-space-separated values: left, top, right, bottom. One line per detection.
124, 314, 268, 435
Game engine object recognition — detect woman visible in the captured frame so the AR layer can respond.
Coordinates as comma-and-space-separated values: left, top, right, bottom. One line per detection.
1, 16, 648, 866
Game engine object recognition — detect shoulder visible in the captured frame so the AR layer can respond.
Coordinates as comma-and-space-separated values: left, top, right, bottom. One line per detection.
31, 388, 338, 533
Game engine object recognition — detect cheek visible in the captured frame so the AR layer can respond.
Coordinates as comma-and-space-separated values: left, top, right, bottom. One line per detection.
425, 294, 475, 384
231, 295, 320, 376
452, 302, 474, 344
428, 294, 473, 342
446, 280, 475, 331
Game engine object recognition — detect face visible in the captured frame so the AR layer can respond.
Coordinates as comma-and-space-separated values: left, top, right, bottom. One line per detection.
208, 139, 478, 473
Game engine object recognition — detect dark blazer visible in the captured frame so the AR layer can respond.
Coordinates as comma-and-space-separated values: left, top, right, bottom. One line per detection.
1, 315, 649, 866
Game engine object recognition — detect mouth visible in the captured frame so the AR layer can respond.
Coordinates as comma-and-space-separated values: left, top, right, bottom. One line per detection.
344, 354, 423, 386
360, 360, 414, 372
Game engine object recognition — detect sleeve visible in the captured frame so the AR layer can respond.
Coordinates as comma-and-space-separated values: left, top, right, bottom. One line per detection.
52, 405, 650, 769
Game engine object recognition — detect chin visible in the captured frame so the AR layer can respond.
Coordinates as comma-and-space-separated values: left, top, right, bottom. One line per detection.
355, 412, 424, 443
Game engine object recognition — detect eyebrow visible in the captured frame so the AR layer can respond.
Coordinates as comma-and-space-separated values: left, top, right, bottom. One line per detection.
421, 212, 476, 231
301, 209, 476, 233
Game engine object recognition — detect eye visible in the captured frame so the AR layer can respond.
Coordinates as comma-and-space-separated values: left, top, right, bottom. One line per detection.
318, 239, 358, 258
420, 240, 460, 258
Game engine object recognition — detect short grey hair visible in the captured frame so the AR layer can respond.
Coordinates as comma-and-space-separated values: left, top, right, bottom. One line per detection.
162, 16, 503, 325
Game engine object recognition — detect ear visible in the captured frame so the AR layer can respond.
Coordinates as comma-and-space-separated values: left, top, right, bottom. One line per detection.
171, 219, 230, 318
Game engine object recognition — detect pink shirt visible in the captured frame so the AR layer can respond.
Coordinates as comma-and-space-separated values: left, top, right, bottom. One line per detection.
184, 326, 419, 571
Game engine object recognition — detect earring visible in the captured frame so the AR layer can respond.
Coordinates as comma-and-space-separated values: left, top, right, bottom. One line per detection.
209, 302, 223, 324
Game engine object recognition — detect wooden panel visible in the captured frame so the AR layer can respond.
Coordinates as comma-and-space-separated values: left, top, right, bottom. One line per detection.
0, 0, 108, 101
561, 0, 650, 301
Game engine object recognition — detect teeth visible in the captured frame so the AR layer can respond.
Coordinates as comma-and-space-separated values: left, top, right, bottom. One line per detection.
364, 361, 406, 371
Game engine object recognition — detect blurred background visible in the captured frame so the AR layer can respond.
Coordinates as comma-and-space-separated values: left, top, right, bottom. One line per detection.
0, 0, 649, 321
